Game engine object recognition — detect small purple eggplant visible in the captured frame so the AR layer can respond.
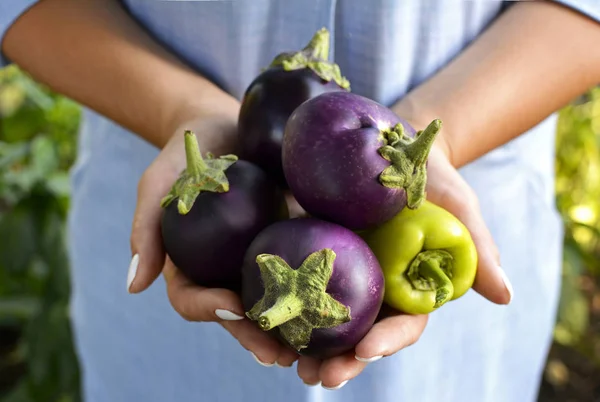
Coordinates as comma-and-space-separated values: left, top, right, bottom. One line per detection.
241, 218, 384, 359
237, 28, 350, 188
282, 91, 442, 230
160, 131, 288, 291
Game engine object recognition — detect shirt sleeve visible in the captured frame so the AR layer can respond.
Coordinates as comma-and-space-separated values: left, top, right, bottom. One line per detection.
551, 0, 600, 23
0, 0, 39, 67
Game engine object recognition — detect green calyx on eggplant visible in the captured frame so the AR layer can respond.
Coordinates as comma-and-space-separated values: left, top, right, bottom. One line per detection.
282, 91, 441, 230
241, 218, 384, 359
237, 27, 350, 188
160, 131, 288, 291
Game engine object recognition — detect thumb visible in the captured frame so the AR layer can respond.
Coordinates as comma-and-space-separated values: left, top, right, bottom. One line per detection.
128, 162, 178, 293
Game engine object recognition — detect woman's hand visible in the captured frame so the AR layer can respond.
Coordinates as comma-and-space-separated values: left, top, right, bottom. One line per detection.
127, 114, 300, 368
295, 136, 514, 389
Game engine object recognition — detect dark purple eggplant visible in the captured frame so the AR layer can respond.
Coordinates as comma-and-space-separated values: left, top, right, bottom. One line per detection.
282, 91, 442, 230
160, 131, 288, 291
241, 218, 384, 359
237, 28, 350, 188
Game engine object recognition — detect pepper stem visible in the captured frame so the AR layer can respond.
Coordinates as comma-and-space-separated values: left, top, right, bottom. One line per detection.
159, 130, 238, 215
378, 119, 442, 209
406, 249, 454, 309
245, 249, 351, 351
268, 28, 351, 90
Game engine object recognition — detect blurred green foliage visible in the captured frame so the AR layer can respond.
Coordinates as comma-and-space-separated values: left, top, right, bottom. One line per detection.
0, 65, 81, 402
0, 66, 599, 401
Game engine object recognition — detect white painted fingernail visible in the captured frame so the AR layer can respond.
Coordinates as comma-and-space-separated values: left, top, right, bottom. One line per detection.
355, 355, 383, 363
323, 380, 348, 390
499, 267, 513, 303
215, 309, 244, 321
126, 254, 139, 293
250, 352, 274, 367
305, 381, 321, 387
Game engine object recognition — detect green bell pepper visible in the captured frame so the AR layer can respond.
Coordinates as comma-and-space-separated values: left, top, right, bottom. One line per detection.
361, 200, 478, 315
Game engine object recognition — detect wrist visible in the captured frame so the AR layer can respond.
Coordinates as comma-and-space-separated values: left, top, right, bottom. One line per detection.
161, 80, 240, 151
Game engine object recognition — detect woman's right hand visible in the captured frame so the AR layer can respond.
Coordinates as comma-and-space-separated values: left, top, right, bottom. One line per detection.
126, 114, 300, 368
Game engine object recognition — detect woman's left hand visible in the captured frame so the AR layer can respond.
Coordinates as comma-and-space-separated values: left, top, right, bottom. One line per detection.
293, 138, 514, 389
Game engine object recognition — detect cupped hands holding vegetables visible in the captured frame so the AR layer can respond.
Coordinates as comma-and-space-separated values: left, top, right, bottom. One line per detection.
127, 110, 304, 368
127, 28, 513, 390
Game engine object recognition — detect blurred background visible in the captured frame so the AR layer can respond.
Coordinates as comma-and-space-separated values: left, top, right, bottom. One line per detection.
0, 65, 598, 402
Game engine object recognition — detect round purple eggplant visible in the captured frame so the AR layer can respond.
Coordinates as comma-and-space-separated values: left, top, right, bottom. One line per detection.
237, 28, 350, 188
241, 218, 384, 359
282, 91, 442, 230
160, 131, 288, 291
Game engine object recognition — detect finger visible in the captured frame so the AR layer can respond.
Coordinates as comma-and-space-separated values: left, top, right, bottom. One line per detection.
354, 313, 428, 362
284, 191, 308, 218
221, 319, 285, 367
163, 257, 245, 322
452, 202, 512, 305
426, 159, 512, 305
297, 355, 322, 386
163, 257, 293, 366
274, 347, 300, 368
319, 352, 366, 390
128, 162, 179, 293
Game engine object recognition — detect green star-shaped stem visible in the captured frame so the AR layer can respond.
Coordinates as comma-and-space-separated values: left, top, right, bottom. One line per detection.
406, 250, 455, 308
268, 28, 350, 90
160, 130, 238, 215
246, 249, 352, 351
378, 119, 442, 209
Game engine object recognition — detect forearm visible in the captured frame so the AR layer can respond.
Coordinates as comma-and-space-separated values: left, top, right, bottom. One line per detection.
2, 0, 239, 149
393, 0, 600, 168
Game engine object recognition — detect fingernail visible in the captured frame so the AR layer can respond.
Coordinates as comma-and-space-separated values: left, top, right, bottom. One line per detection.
250, 352, 274, 367
355, 355, 383, 363
499, 267, 513, 303
322, 380, 348, 390
215, 309, 244, 321
304, 381, 321, 387
275, 362, 292, 368
126, 254, 139, 293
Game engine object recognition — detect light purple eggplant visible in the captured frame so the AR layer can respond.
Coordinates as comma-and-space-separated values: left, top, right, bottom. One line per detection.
241, 218, 384, 359
282, 91, 441, 230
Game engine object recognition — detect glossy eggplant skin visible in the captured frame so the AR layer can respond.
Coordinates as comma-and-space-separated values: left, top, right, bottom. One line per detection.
161, 160, 288, 292
241, 218, 385, 359
237, 67, 346, 188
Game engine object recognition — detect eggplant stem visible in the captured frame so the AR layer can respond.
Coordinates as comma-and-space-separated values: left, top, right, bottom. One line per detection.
378, 119, 442, 209
245, 250, 351, 351
184, 131, 207, 175
267, 28, 351, 90
303, 27, 330, 61
406, 249, 454, 309
257, 295, 303, 331
159, 130, 238, 215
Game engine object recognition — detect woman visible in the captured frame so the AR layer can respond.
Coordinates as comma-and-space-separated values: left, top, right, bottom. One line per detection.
2, 1, 600, 401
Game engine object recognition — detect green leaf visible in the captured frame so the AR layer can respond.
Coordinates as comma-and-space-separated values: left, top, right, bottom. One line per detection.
44, 173, 71, 199
0, 204, 37, 274
0, 106, 46, 143
0, 297, 40, 321
0, 83, 27, 117
554, 248, 590, 346
30, 136, 59, 178
0, 141, 28, 170
14, 76, 54, 111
